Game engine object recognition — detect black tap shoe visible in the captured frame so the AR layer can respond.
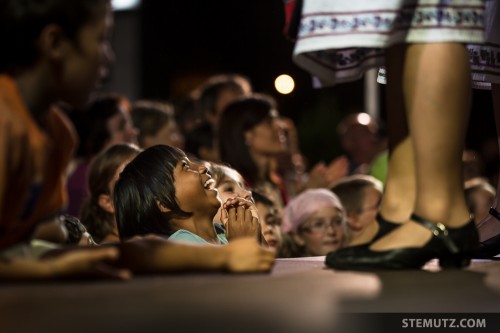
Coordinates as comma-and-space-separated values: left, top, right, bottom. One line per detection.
325, 213, 479, 270
373, 213, 400, 241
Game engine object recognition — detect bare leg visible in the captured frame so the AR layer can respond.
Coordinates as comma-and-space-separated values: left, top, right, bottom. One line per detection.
379, 44, 415, 223
373, 42, 472, 251
477, 83, 500, 241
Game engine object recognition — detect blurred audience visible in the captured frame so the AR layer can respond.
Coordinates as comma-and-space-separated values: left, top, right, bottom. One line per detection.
131, 100, 184, 150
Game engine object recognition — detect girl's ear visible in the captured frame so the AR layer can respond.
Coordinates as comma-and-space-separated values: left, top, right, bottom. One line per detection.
291, 231, 306, 246
98, 194, 115, 214
38, 24, 70, 61
156, 200, 171, 213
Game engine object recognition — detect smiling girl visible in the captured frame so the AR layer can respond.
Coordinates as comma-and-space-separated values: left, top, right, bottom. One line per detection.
280, 189, 348, 257
114, 145, 262, 245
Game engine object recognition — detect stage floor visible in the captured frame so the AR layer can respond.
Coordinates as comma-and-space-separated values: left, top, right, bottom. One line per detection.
1, 256, 499, 333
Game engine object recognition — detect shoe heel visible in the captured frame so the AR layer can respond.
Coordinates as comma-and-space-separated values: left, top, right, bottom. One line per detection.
439, 254, 471, 269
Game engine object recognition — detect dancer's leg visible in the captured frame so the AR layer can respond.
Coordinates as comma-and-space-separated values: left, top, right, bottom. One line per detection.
373, 42, 472, 251
379, 44, 415, 223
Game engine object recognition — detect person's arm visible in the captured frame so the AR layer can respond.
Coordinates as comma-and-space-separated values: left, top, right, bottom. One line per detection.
116, 237, 275, 273
0, 246, 130, 280
0, 236, 275, 280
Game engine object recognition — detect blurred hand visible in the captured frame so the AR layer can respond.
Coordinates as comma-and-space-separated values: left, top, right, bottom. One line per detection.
43, 247, 131, 280
324, 155, 350, 186
223, 237, 275, 272
306, 155, 349, 189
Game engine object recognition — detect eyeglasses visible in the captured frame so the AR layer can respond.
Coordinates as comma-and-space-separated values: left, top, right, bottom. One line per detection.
299, 215, 345, 234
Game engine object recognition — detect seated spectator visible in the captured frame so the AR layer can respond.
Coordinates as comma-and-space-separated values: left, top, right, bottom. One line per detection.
218, 94, 288, 209
279, 189, 347, 257
330, 175, 383, 246
337, 112, 387, 175
80, 143, 141, 244
66, 92, 138, 217
465, 177, 496, 226
185, 122, 220, 162
253, 191, 283, 251
114, 145, 262, 245
131, 100, 185, 150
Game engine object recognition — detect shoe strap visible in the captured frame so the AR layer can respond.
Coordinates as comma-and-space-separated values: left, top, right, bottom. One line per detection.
489, 207, 500, 222
410, 213, 459, 254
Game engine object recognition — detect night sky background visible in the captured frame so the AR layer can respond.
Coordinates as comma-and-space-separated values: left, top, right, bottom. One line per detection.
105, 0, 498, 177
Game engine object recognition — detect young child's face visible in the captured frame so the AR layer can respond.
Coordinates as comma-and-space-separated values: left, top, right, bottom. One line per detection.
59, 3, 114, 106
255, 202, 282, 249
295, 206, 345, 256
212, 168, 252, 224
173, 158, 221, 216
216, 169, 252, 204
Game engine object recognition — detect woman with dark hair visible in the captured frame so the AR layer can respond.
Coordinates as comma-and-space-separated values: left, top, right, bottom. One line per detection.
80, 143, 141, 244
114, 145, 262, 245
218, 95, 288, 209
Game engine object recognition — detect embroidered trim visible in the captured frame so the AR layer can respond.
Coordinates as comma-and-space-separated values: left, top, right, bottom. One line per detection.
298, 5, 484, 40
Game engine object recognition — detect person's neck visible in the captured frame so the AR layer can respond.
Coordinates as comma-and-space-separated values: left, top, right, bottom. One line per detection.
249, 150, 272, 181
14, 68, 56, 126
174, 214, 220, 244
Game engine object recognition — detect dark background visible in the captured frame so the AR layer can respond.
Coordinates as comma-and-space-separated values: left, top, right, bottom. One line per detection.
103, 0, 497, 175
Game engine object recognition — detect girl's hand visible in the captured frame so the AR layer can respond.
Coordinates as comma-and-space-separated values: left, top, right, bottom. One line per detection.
221, 198, 263, 243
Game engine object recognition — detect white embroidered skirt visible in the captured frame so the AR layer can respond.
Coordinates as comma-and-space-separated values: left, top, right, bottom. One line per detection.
293, 0, 486, 87
468, 0, 499, 89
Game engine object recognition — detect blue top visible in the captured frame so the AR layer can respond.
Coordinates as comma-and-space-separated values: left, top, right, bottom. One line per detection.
168, 229, 228, 245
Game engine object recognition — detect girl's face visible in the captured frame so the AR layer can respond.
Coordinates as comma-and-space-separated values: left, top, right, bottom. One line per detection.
216, 169, 252, 204
246, 114, 287, 156
106, 101, 138, 148
173, 158, 220, 216
145, 121, 185, 150
99, 158, 135, 215
213, 168, 252, 224
59, 3, 114, 106
255, 202, 282, 249
293, 206, 346, 256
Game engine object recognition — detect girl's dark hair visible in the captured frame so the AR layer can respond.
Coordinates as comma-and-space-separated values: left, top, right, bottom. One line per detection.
80, 143, 140, 243
218, 95, 275, 185
0, 0, 110, 73
114, 145, 192, 240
